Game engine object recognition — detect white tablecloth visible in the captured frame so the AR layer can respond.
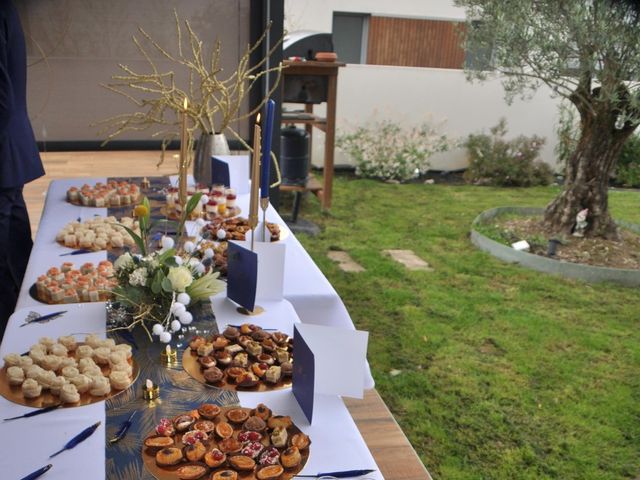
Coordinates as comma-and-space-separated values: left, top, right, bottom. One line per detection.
2, 177, 381, 479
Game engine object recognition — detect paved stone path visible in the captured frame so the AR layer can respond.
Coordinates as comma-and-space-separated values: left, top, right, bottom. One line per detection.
384, 249, 433, 271
327, 250, 365, 272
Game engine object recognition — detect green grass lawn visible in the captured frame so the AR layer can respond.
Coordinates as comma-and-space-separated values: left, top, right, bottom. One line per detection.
287, 177, 640, 480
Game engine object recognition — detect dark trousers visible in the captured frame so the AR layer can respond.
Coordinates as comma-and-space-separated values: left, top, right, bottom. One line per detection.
0, 187, 32, 338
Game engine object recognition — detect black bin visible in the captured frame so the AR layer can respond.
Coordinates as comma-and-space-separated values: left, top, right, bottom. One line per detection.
280, 126, 310, 186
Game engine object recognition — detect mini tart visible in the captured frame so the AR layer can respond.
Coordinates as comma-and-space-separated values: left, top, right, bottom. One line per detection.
203, 367, 224, 384
156, 447, 184, 466
251, 330, 271, 342
236, 372, 259, 388
226, 408, 250, 423
280, 362, 293, 377
217, 437, 242, 454
237, 430, 262, 443
290, 432, 311, 450
211, 335, 230, 349
198, 356, 217, 368
257, 465, 285, 480
261, 338, 277, 352
257, 353, 275, 366
243, 415, 267, 432
145, 436, 175, 449
271, 332, 288, 345
184, 441, 207, 462
189, 336, 206, 350
174, 414, 196, 432
198, 403, 221, 419
239, 323, 255, 335
267, 415, 293, 430
252, 403, 272, 421
228, 455, 256, 471
237, 335, 253, 348
215, 421, 234, 439
211, 470, 238, 480
222, 326, 240, 340
258, 447, 280, 466
251, 362, 268, 378
194, 420, 216, 434
280, 446, 302, 468
225, 366, 246, 381
176, 463, 208, 480
214, 351, 232, 366
204, 448, 226, 468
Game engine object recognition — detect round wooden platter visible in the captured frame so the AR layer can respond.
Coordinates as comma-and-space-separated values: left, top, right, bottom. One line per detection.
0, 344, 139, 408
28, 283, 113, 306
142, 405, 310, 480
182, 348, 292, 393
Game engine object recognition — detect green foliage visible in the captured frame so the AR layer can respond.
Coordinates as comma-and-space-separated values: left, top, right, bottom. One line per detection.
296, 174, 640, 479
463, 119, 553, 187
337, 119, 451, 182
616, 133, 640, 187
554, 101, 580, 170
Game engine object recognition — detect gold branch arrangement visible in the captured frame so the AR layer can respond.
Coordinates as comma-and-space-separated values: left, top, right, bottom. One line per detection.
96, 10, 284, 169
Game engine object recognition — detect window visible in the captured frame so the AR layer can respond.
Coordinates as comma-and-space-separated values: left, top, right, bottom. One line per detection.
332, 12, 369, 64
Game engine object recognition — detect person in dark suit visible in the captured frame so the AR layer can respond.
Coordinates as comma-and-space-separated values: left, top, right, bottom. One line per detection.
0, 0, 45, 336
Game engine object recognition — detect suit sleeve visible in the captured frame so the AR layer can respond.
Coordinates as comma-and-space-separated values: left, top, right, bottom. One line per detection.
0, 14, 14, 135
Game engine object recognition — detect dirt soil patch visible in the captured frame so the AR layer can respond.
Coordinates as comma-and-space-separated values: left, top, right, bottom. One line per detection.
493, 216, 640, 269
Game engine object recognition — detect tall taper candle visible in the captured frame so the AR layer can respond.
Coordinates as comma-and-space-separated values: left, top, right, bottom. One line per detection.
249, 114, 261, 250
260, 99, 275, 199
179, 97, 189, 207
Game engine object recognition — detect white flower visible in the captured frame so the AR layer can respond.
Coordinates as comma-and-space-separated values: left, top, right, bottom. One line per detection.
195, 218, 206, 227
128, 267, 148, 287
174, 256, 183, 266
167, 266, 193, 292
178, 311, 193, 325
171, 302, 186, 315
114, 252, 134, 272
159, 331, 172, 343
170, 320, 182, 332
161, 236, 175, 249
184, 241, 195, 253
152, 323, 164, 335
177, 292, 191, 306
216, 229, 227, 240
204, 248, 214, 259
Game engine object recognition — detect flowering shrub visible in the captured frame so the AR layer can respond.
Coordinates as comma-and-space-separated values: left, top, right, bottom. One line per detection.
337, 119, 451, 182
463, 119, 553, 187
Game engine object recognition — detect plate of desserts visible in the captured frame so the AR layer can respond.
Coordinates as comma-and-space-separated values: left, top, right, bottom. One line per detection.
201, 217, 284, 243
56, 215, 139, 251
66, 180, 141, 207
142, 403, 310, 480
31, 261, 115, 304
0, 334, 138, 408
182, 325, 293, 392
164, 185, 241, 221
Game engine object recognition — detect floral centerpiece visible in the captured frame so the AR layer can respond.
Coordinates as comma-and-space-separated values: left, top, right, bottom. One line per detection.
110, 193, 224, 343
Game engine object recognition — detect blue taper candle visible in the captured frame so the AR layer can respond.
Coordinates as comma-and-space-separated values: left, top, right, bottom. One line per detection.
260, 99, 276, 199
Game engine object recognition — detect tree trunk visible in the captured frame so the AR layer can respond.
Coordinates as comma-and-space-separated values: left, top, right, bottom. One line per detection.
544, 111, 635, 239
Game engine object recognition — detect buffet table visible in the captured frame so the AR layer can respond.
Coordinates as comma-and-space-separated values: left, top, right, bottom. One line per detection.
0, 177, 381, 480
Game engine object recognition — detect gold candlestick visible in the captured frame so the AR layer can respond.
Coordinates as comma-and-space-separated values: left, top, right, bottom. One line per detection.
142, 379, 160, 401
249, 114, 261, 251
179, 97, 189, 208
160, 345, 178, 366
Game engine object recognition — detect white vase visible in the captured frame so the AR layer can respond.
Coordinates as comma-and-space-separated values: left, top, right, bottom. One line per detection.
193, 132, 230, 186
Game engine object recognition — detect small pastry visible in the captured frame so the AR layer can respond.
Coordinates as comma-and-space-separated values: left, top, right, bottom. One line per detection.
183, 430, 209, 446
3, 353, 21, 368
113, 343, 132, 359
24, 364, 45, 380
29, 347, 46, 364
271, 332, 288, 345
197, 343, 214, 357
50, 343, 68, 357
264, 366, 281, 384
189, 336, 206, 351
239, 323, 255, 335
7, 365, 25, 385
109, 371, 131, 390
98, 338, 116, 350
18, 356, 34, 369
251, 330, 271, 342
203, 366, 224, 384
243, 415, 267, 432
270, 426, 288, 448
155, 447, 184, 466
204, 448, 226, 468
176, 463, 208, 480
58, 335, 77, 351
215, 421, 234, 439
237, 335, 253, 348
275, 349, 289, 364
258, 447, 281, 466
58, 357, 77, 370
222, 326, 240, 340
84, 334, 102, 349
252, 403, 272, 421
240, 440, 264, 459
61, 366, 80, 379
93, 347, 111, 365
78, 357, 98, 372
49, 376, 68, 396
197, 403, 221, 419
281, 362, 293, 377
146, 436, 175, 449
251, 362, 268, 378
174, 414, 195, 432
211, 335, 230, 349
267, 415, 292, 430
226, 408, 250, 423
22, 378, 42, 398
37, 369, 57, 388
38, 336, 56, 348
231, 352, 249, 368
108, 351, 127, 366
291, 432, 311, 450
261, 338, 277, 353
198, 356, 216, 369
214, 350, 232, 366
229, 455, 256, 471
184, 441, 206, 462
82, 365, 103, 377
110, 362, 133, 377
236, 372, 259, 388
211, 471, 238, 480
155, 418, 176, 437
70, 374, 92, 393
89, 376, 111, 396
217, 437, 242, 454
257, 465, 285, 480
238, 431, 262, 443
225, 366, 246, 382
193, 420, 216, 434
280, 446, 302, 468
245, 341, 262, 357
76, 345, 94, 359
60, 383, 80, 403
41, 355, 62, 371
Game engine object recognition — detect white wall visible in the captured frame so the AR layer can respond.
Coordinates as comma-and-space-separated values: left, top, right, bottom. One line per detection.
284, 0, 564, 171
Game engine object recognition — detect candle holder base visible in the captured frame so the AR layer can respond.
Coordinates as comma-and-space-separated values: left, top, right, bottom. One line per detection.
160, 350, 178, 366
142, 384, 160, 401
236, 305, 264, 316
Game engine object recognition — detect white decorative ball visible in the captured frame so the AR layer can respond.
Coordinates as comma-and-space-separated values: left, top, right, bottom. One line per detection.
216, 229, 227, 240
195, 263, 206, 274
195, 218, 206, 227
177, 292, 191, 306
171, 302, 186, 316
170, 320, 182, 332
200, 194, 209, 205
174, 256, 183, 266
161, 235, 175, 249
188, 258, 200, 267
184, 241, 195, 253
152, 323, 164, 335
204, 248, 214, 259
178, 311, 193, 325
159, 331, 172, 343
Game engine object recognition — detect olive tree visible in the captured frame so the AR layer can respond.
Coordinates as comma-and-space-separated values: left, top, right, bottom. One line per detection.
456, 0, 640, 238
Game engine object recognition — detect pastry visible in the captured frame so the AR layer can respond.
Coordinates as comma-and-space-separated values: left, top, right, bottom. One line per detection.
264, 366, 281, 384
204, 448, 226, 468
93, 347, 111, 365
225, 366, 246, 382
60, 383, 80, 403
39, 336, 56, 348
211, 471, 238, 480
78, 357, 97, 372
22, 378, 42, 398
189, 336, 206, 350
76, 345, 94, 359
211, 336, 229, 349
145, 436, 175, 449
18, 356, 34, 369
197, 343, 214, 357
184, 441, 206, 462
222, 326, 240, 341
251, 362, 268, 378
240, 440, 264, 459
270, 426, 287, 448
109, 351, 127, 366
258, 447, 280, 466
267, 416, 292, 430
110, 362, 133, 377
89, 376, 111, 396
7, 365, 25, 385
280, 446, 302, 468
215, 422, 234, 439
36, 370, 57, 389
49, 376, 68, 396
58, 335, 77, 351
225, 344, 243, 355
24, 364, 45, 380
155, 418, 176, 437
156, 447, 184, 466
183, 430, 209, 445
226, 408, 249, 423
228, 455, 255, 471
203, 367, 223, 384
218, 437, 242, 454
281, 362, 293, 377
197, 403, 221, 419
61, 366, 80, 379
261, 339, 277, 353
113, 344, 132, 359
256, 465, 285, 480
236, 372, 259, 388
198, 356, 216, 369
50, 343, 68, 357
291, 432, 311, 449
214, 351, 232, 366
245, 341, 262, 357
3, 353, 21, 368
40, 355, 62, 371
231, 352, 249, 368
243, 415, 267, 432
176, 463, 208, 480
257, 353, 274, 366
82, 365, 103, 377
193, 420, 216, 434
252, 403, 272, 421
174, 414, 195, 432
58, 357, 77, 370
109, 370, 132, 390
